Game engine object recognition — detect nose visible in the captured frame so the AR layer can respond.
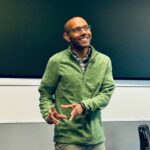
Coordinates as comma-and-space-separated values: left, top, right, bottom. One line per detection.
80, 28, 86, 34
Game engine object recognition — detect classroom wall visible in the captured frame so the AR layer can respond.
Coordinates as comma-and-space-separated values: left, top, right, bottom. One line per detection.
0, 79, 150, 150
0, 79, 150, 122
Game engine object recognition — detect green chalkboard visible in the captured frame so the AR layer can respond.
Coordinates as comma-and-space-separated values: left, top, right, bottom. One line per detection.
0, 0, 150, 79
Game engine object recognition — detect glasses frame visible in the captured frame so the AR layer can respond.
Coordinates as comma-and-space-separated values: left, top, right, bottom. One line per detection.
65, 24, 91, 34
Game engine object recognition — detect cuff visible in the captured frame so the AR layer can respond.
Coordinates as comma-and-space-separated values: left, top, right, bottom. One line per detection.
80, 102, 91, 114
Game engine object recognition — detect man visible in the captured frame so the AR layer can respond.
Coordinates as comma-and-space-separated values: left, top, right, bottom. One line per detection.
39, 16, 115, 150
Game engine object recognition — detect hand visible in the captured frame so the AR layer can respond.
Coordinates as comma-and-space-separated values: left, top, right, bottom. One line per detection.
61, 104, 84, 121
48, 107, 67, 125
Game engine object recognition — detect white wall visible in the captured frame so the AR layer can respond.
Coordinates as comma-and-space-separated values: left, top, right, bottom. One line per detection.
0, 79, 150, 123
103, 80, 150, 121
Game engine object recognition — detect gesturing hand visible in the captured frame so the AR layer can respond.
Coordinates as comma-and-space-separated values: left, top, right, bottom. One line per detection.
48, 107, 67, 125
61, 104, 84, 121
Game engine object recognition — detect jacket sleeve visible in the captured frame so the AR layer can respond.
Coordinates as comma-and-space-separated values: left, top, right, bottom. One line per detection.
38, 57, 59, 122
81, 58, 115, 112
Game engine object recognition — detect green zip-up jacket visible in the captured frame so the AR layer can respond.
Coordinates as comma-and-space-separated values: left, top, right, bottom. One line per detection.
39, 46, 115, 145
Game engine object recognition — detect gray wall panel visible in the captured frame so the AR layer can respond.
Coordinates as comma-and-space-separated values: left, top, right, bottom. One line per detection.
0, 121, 150, 150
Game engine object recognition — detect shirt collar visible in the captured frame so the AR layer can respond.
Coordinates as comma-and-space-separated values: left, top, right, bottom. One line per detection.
69, 46, 92, 62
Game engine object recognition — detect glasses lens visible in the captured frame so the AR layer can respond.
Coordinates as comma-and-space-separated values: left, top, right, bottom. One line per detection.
73, 27, 82, 33
83, 25, 91, 31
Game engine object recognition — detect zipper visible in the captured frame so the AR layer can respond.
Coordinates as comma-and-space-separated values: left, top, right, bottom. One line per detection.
83, 70, 86, 82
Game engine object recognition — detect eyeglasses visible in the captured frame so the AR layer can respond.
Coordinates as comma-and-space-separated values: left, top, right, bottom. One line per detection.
66, 25, 91, 34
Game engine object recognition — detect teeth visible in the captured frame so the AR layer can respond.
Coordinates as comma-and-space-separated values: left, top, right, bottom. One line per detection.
80, 37, 88, 40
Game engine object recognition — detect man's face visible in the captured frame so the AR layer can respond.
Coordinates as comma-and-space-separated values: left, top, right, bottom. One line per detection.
66, 18, 92, 49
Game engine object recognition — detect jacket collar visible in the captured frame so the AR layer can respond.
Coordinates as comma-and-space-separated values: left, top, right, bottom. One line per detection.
67, 45, 97, 62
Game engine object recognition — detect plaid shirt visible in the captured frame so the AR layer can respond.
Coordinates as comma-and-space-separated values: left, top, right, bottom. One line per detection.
70, 47, 92, 73
70, 46, 92, 113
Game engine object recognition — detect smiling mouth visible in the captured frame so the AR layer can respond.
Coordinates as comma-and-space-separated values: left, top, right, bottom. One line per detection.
79, 36, 90, 42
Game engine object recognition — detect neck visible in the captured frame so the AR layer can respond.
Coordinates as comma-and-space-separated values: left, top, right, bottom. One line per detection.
71, 46, 89, 59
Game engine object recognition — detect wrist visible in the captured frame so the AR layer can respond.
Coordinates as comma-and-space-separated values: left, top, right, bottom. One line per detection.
80, 102, 86, 114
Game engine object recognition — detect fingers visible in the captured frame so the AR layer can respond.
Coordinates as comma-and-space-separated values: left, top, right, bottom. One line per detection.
49, 111, 60, 125
57, 114, 67, 119
61, 104, 75, 109
69, 107, 81, 121
61, 104, 83, 121
49, 104, 83, 124
70, 109, 76, 121
48, 107, 67, 125
61, 104, 76, 121
70, 114, 74, 121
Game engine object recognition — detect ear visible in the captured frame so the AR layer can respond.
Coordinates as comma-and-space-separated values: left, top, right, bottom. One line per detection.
63, 32, 71, 42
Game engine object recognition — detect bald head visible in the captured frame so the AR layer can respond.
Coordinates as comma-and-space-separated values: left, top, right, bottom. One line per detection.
64, 17, 88, 32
